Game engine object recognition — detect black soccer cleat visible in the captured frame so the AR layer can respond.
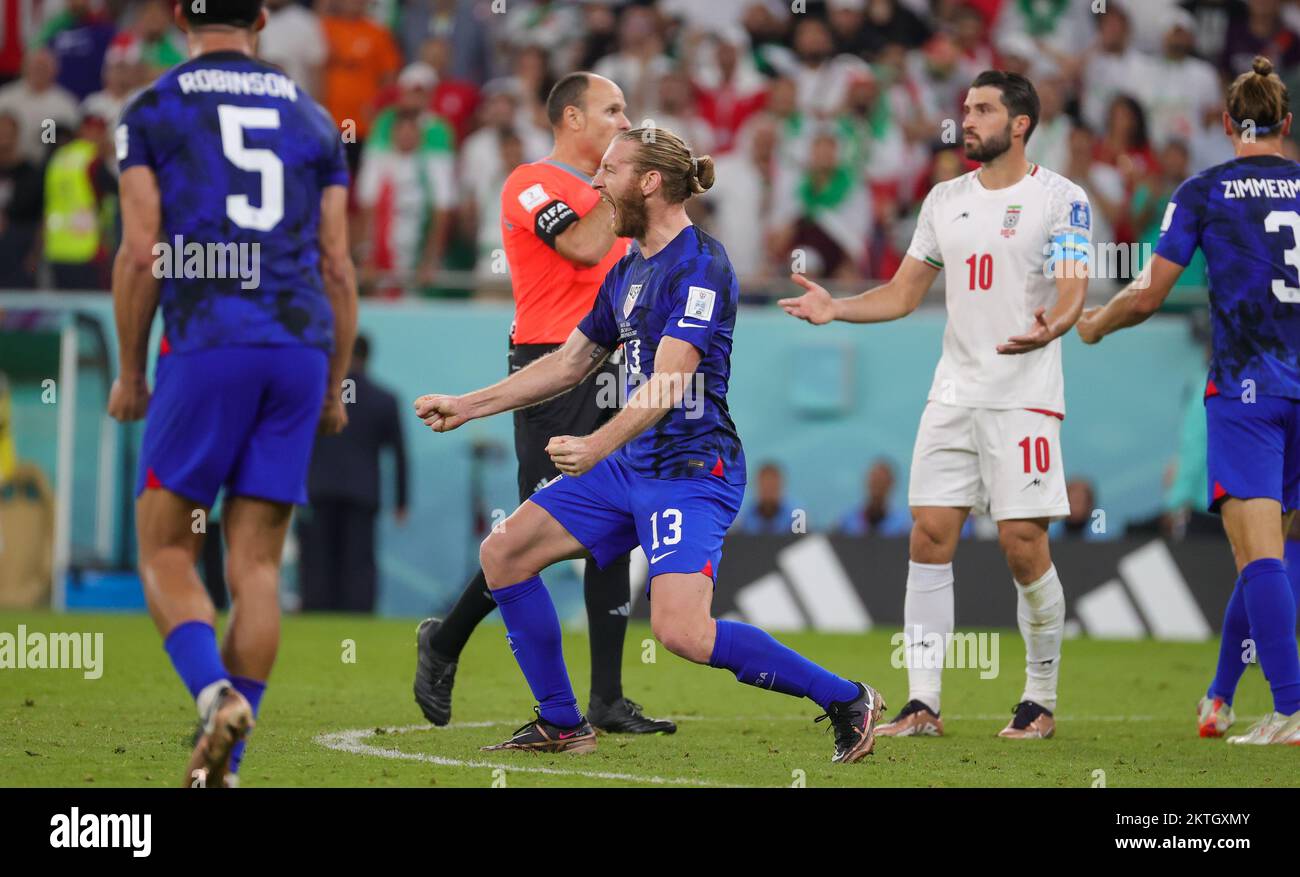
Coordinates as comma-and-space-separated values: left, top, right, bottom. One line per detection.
996, 700, 1055, 739
586, 695, 677, 735
814, 681, 886, 764
481, 707, 597, 754
413, 618, 458, 726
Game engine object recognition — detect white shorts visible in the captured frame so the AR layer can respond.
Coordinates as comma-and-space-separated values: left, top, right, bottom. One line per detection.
907, 402, 1069, 521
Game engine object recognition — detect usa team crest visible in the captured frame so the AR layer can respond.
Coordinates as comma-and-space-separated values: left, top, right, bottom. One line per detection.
623, 284, 642, 318
1001, 204, 1021, 238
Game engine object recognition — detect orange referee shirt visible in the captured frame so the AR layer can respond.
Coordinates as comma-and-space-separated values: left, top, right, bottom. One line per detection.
500, 159, 630, 345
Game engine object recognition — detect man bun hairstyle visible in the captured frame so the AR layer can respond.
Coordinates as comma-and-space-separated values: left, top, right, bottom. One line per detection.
619, 127, 714, 204
970, 69, 1041, 143
1227, 56, 1289, 135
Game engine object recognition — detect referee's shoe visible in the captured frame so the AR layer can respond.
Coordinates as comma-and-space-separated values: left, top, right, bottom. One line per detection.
415, 617, 676, 733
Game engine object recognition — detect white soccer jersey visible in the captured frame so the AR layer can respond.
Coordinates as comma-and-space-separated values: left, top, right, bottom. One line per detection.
906, 163, 1091, 415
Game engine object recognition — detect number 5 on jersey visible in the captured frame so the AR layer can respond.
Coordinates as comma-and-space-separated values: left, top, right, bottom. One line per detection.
217, 104, 284, 232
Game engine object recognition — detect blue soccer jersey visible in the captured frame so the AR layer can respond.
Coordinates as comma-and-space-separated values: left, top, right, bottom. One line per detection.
116, 51, 349, 354
1155, 155, 1300, 399
577, 225, 746, 484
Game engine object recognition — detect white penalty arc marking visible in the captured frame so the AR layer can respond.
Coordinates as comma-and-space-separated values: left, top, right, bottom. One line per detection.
314, 723, 748, 787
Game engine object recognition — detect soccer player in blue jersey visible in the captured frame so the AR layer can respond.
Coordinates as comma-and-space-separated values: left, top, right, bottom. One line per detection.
415, 128, 886, 762
1078, 56, 1300, 745
107, 0, 358, 785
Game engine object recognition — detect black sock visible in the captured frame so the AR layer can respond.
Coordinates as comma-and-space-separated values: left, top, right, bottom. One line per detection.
584, 554, 631, 704
429, 569, 497, 660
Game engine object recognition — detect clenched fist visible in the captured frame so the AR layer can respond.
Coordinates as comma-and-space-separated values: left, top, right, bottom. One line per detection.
414, 394, 472, 432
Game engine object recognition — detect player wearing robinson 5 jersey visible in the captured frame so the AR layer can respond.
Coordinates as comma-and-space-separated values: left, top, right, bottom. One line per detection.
1079, 57, 1300, 746
416, 128, 886, 763
782, 71, 1090, 740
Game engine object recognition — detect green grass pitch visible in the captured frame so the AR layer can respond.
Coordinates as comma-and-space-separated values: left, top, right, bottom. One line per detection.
1, 610, 1294, 788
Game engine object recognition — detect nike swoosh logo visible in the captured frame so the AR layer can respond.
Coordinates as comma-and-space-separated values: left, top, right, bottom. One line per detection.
557, 730, 582, 739
677, 319, 707, 329
649, 550, 677, 563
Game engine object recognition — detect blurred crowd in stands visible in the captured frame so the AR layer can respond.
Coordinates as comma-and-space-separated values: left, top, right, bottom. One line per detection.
3, 0, 1300, 297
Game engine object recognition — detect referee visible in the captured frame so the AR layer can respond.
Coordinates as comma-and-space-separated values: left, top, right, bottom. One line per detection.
414, 73, 675, 734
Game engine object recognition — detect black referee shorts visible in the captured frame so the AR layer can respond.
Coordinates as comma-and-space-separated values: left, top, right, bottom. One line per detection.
509, 342, 622, 504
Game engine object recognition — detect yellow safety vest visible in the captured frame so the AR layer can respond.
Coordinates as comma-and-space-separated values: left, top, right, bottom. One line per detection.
44, 139, 100, 264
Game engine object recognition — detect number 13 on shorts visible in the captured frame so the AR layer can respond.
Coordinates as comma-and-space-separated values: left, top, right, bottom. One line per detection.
650, 508, 682, 550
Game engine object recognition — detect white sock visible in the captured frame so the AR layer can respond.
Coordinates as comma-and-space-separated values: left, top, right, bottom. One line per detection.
903, 561, 954, 714
1016, 565, 1064, 712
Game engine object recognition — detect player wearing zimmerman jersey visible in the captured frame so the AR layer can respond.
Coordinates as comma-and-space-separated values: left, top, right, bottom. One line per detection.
416, 129, 886, 763
107, 1, 358, 787
1080, 57, 1300, 746
412, 73, 676, 736
783, 71, 1090, 740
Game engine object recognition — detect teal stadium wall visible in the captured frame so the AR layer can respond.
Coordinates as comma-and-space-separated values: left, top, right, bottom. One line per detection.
3, 298, 1207, 619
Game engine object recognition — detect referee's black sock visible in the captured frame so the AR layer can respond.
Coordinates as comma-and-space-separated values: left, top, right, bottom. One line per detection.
584, 554, 631, 704
429, 569, 497, 660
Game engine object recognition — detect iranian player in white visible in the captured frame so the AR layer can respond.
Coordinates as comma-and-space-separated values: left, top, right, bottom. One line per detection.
781, 71, 1091, 739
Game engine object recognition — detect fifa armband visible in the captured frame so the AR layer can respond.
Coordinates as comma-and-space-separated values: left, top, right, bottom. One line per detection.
533, 199, 581, 249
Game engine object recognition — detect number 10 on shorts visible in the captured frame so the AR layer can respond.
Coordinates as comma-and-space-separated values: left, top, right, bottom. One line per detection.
651, 508, 683, 550
1018, 436, 1050, 473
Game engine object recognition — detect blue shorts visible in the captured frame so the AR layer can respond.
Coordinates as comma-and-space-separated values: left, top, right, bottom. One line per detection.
136, 345, 328, 507
1205, 394, 1300, 513
528, 454, 744, 593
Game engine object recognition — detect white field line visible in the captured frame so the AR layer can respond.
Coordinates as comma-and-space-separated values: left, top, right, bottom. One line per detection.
313, 723, 748, 787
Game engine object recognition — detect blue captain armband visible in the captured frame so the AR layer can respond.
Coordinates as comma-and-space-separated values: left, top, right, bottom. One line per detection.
1044, 232, 1090, 277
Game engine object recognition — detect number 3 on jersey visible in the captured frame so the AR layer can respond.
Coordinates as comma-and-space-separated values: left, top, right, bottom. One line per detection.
217, 104, 284, 232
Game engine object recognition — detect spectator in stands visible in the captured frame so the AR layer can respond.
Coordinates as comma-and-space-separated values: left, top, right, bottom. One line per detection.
859, 0, 932, 54
43, 108, 115, 291
835, 459, 911, 537
738, 462, 799, 535
259, 0, 327, 97
1098, 94, 1157, 242
645, 69, 714, 155
120, 0, 184, 82
0, 48, 79, 164
299, 335, 409, 615
505, 44, 553, 142
0, 112, 44, 289
782, 16, 851, 118
993, 0, 1094, 58
1221, 0, 1300, 75
593, 5, 671, 120
572, 2, 620, 73
355, 105, 457, 297
416, 36, 482, 144
1143, 9, 1224, 153
685, 25, 767, 156
35, 0, 115, 100
710, 114, 779, 283
399, 0, 496, 86
322, 0, 403, 171
1182, 0, 1246, 64
460, 82, 548, 198
1053, 478, 1108, 541
771, 129, 871, 280
827, 0, 873, 57
1025, 67, 1072, 173
81, 42, 140, 133
1079, 3, 1150, 134
466, 127, 524, 284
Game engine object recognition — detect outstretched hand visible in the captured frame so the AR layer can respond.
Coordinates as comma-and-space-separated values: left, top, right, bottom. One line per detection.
997, 307, 1055, 355
778, 274, 837, 325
